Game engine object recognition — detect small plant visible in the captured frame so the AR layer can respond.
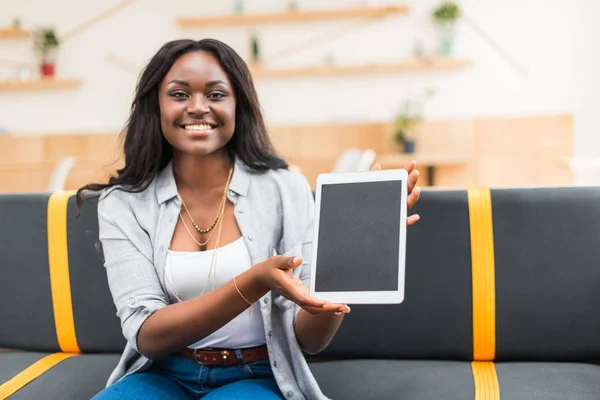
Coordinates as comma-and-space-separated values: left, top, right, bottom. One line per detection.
433, 2, 461, 24
394, 101, 421, 144
32, 28, 60, 62
394, 89, 435, 152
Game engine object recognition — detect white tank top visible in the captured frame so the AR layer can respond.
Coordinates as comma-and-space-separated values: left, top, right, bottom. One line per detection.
164, 237, 266, 349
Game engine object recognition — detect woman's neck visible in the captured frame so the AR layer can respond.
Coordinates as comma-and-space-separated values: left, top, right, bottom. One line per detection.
172, 150, 232, 194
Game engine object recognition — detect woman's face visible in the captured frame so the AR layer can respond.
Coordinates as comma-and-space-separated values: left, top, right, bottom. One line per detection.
159, 51, 236, 158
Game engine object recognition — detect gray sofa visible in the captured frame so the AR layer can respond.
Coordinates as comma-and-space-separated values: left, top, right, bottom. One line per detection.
1, 187, 600, 399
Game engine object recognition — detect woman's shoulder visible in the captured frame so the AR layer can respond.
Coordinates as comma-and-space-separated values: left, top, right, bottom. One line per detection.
98, 180, 158, 215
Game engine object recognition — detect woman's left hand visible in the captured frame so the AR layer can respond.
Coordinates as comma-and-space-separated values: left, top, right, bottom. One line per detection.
370, 161, 420, 225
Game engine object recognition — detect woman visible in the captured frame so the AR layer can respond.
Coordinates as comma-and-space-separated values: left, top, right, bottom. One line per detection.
79, 38, 421, 399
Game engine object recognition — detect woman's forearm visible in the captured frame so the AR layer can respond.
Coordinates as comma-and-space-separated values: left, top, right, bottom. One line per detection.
137, 265, 269, 360
294, 309, 345, 354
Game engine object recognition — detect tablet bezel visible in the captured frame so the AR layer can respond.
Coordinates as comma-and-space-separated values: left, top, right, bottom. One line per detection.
309, 169, 408, 304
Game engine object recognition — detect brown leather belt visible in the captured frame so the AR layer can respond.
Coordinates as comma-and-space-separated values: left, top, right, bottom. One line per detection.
176, 345, 269, 366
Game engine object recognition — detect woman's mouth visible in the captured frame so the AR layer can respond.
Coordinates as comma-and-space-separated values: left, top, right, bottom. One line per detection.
180, 123, 216, 135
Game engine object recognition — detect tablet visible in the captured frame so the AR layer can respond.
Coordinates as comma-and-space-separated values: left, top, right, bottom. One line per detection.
309, 169, 407, 304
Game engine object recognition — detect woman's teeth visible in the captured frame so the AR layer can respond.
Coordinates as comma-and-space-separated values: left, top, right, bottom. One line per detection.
184, 124, 214, 131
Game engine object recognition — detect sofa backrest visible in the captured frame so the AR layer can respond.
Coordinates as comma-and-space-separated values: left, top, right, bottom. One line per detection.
0, 192, 125, 353
1, 187, 600, 361
321, 187, 600, 362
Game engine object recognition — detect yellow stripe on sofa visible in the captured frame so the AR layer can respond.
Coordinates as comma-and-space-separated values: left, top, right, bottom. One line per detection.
468, 187, 496, 361
48, 191, 81, 353
472, 361, 500, 400
0, 353, 79, 399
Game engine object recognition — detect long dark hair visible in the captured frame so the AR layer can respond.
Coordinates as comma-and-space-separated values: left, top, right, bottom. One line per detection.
77, 38, 287, 207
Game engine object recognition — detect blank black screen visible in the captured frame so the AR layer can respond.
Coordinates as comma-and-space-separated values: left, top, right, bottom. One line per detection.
315, 180, 402, 292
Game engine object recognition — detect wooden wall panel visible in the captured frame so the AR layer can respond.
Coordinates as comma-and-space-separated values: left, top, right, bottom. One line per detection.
0, 114, 573, 192
0, 136, 45, 163
475, 115, 573, 186
45, 133, 122, 162
0, 163, 52, 192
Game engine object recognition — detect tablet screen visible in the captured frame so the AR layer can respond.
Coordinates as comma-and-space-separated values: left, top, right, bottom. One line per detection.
314, 180, 402, 292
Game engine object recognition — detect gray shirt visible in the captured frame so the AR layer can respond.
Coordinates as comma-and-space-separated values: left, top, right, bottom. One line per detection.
97, 156, 327, 399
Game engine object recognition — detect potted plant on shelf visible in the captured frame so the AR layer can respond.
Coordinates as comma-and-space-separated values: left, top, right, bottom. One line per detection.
32, 27, 60, 78
432, 2, 461, 56
393, 89, 435, 154
394, 101, 420, 154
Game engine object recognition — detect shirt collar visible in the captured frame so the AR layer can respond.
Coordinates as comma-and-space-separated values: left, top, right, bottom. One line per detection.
155, 155, 250, 205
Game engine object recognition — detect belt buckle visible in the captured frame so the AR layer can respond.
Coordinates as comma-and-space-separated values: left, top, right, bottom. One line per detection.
193, 348, 204, 365
193, 348, 231, 365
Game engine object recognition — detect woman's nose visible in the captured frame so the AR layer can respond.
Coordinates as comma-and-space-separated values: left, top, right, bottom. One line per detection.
186, 95, 210, 115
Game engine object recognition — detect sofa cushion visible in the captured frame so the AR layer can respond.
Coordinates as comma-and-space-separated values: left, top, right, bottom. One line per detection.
0, 351, 119, 400
0, 193, 125, 353
3, 187, 600, 361
492, 188, 600, 361
66, 195, 125, 353
309, 360, 600, 400
310, 359, 474, 400
0, 194, 59, 351
319, 187, 600, 362
495, 362, 600, 400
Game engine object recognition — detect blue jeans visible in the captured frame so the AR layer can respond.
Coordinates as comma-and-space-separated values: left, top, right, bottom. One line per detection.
92, 355, 283, 399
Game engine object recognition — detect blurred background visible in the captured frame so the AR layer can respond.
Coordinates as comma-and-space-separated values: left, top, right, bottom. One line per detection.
0, 0, 598, 192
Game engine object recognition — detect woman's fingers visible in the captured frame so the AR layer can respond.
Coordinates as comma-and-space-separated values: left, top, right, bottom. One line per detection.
408, 169, 419, 194
407, 214, 420, 226
404, 160, 416, 175
408, 186, 421, 210
370, 163, 382, 171
273, 255, 302, 271
303, 303, 351, 315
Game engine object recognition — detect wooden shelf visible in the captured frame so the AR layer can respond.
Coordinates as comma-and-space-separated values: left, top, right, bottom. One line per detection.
251, 57, 472, 78
0, 78, 83, 91
178, 5, 409, 27
0, 27, 29, 39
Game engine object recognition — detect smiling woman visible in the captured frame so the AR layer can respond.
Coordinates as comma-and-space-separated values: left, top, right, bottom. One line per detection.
76, 38, 421, 400
160, 52, 236, 157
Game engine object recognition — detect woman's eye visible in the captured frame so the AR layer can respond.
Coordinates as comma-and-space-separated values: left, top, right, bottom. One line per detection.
208, 92, 225, 99
169, 91, 188, 99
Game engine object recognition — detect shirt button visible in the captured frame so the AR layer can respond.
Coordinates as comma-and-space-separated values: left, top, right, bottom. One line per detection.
268, 331, 273, 337
128, 297, 136, 306
272, 360, 278, 368
263, 297, 269, 304
237, 208, 244, 214
286, 391, 294, 398
248, 235, 254, 241
159, 246, 165, 253
229, 190, 235, 196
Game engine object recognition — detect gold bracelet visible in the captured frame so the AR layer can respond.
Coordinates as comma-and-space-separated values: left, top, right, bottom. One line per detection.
234, 276, 255, 319
233, 276, 254, 306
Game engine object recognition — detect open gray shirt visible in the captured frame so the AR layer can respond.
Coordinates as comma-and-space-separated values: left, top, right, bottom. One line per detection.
97, 156, 327, 399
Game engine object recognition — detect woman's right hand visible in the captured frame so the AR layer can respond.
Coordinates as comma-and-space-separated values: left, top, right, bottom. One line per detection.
255, 255, 349, 315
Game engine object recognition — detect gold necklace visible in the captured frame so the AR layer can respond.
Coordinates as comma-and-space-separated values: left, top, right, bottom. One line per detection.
179, 166, 233, 250
171, 197, 226, 302
171, 164, 233, 302
181, 166, 234, 234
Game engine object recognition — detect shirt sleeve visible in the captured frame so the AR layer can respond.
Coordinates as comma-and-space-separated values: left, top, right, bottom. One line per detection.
294, 175, 316, 321
97, 190, 168, 354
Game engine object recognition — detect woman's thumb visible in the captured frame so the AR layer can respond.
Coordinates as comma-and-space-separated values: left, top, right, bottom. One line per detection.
277, 255, 302, 269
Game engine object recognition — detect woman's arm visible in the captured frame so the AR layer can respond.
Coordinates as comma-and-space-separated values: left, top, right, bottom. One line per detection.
138, 255, 332, 359
294, 309, 348, 354
137, 266, 266, 359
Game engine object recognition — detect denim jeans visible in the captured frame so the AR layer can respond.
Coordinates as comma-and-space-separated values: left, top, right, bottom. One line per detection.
92, 355, 283, 399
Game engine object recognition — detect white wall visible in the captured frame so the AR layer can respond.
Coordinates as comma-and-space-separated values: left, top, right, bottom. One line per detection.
0, 0, 598, 158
